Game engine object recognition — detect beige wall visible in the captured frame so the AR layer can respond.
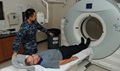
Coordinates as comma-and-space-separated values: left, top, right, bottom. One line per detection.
0, 0, 35, 31
50, 0, 76, 29
0, 0, 53, 41
0, 0, 76, 42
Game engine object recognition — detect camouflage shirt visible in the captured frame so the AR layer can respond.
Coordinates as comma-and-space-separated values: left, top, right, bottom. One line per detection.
13, 21, 50, 53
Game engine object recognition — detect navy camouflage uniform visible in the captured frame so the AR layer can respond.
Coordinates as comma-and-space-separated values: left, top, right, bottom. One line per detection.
12, 21, 50, 55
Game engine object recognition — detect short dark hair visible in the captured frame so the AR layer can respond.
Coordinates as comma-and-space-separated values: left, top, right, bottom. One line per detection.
25, 8, 36, 19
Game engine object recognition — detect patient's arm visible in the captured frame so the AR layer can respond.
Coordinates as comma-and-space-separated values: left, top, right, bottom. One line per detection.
59, 56, 78, 65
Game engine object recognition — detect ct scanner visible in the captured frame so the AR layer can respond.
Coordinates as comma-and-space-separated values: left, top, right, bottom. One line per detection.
61, 0, 120, 70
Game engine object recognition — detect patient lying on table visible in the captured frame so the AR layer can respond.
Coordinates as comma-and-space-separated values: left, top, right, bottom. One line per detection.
25, 37, 91, 68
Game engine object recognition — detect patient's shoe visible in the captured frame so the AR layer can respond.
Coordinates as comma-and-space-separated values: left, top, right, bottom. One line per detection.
78, 37, 84, 45
81, 37, 84, 44
86, 38, 91, 46
78, 37, 85, 46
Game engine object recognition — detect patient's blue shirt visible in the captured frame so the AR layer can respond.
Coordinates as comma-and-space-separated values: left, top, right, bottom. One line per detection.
37, 49, 63, 68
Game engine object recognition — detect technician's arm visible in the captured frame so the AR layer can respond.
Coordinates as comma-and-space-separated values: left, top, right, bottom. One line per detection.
36, 22, 50, 35
12, 26, 26, 57
59, 56, 78, 65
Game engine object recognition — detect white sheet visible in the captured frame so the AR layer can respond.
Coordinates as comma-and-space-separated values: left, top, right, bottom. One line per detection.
0, 47, 93, 71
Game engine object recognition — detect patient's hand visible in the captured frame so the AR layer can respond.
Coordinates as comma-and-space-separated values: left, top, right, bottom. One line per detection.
59, 56, 78, 65
70, 56, 78, 61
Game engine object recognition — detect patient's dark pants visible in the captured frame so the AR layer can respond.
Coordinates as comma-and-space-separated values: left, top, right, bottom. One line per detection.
58, 43, 88, 59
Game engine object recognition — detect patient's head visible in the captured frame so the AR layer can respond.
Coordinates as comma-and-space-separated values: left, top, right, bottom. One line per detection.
25, 54, 40, 66
25, 55, 34, 66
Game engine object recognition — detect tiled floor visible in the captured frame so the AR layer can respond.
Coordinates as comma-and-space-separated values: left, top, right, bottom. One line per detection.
0, 60, 12, 69
0, 41, 109, 71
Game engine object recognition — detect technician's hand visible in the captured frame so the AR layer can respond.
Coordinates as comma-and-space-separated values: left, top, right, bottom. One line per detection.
12, 52, 17, 57
50, 32, 54, 36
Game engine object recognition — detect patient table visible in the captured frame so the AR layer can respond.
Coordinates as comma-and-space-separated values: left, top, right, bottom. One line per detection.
0, 47, 93, 71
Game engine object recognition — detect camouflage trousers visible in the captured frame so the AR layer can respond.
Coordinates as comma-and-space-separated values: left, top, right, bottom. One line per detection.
24, 48, 38, 55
